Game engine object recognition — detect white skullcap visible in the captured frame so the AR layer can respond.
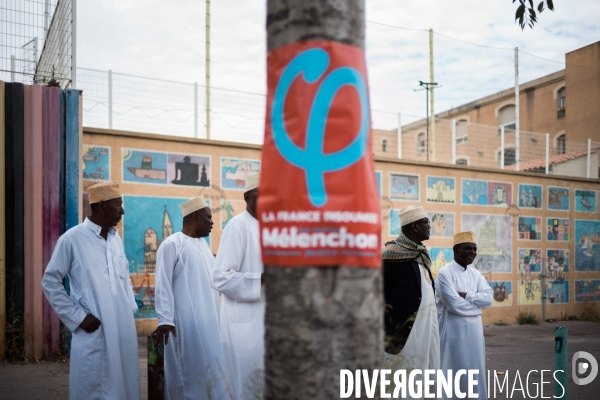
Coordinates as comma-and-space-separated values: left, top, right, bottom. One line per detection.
399, 205, 427, 226
245, 173, 260, 192
180, 196, 208, 217
87, 182, 122, 204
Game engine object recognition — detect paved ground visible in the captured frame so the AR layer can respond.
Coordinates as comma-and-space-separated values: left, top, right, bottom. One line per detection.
1, 321, 599, 399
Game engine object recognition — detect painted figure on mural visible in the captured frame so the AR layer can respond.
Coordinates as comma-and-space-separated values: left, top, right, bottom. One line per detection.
492, 184, 507, 205
41, 182, 140, 400
431, 213, 446, 237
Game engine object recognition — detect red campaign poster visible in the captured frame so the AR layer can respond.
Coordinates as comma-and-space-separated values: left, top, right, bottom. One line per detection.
259, 40, 381, 268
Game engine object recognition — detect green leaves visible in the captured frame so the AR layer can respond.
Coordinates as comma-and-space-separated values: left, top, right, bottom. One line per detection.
513, 0, 555, 30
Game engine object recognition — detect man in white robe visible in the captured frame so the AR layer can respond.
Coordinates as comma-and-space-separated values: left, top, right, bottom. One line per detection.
382, 206, 439, 398
436, 231, 493, 400
42, 182, 140, 400
154, 195, 230, 399
213, 173, 264, 400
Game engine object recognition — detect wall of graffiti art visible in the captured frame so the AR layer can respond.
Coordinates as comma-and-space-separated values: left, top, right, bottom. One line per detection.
426, 176, 455, 203
462, 214, 512, 273
82, 145, 110, 181
518, 216, 542, 241
575, 280, 600, 302
546, 280, 569, 304
428, 212, 455, 238
389, 173, 419, 201
489, 281, 513, 307
220, 157, 260, 190
518, 184, 542, 209
429, 247, 454, 276
575, 220, 600, 271
548, 186, 570, 211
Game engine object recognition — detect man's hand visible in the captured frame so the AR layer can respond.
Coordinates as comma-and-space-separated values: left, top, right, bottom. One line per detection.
79, 314, 101, 333
458, 292, 467, 299
155, 325, 177, 346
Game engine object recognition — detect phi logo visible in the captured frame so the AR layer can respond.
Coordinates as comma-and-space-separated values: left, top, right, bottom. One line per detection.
271, 48, 369, 207
572, 351, 598, 386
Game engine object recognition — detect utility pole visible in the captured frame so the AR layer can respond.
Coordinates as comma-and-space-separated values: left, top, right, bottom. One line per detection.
514, 47, 519, 171
264, 1, 383, 399
414, 80, 439, 162
429, 29, 435, 162
205, 0, 211, 140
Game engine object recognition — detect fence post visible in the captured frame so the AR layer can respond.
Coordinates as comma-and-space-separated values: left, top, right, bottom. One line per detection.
397, 112, 402, 159
587, 138, 592, 178
541, 258, 546, 321
501, 125, 505, 170
194, 82, 198, 138
71, 0, 77, 89
108, 69, 113, 129
546, 133, 549, 174
451, 119, 456, 164
11, 55, 16, 82
554, 327, 568, 399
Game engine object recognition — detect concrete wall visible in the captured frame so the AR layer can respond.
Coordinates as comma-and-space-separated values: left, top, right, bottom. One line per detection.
84, 127, 600, 333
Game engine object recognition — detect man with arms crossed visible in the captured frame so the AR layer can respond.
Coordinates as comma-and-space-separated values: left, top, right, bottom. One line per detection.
154, 196, 230, 399
42, 182, 140, 400
436, 231, 493, 400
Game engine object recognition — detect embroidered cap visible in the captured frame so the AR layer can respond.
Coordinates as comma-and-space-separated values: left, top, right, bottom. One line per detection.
454, 231, 476, 245
399, 205, 427, 226
180, 196, 209, 217
87, 182, 122, 204
244, 173, 260, 192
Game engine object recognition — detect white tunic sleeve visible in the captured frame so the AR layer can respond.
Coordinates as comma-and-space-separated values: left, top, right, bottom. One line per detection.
465, 272, 493, 309
155, 240, 179, 327
436, 270, 482, 317
119, 237, 139, 313
41, 236, 88, 333
213, 224, 261, 302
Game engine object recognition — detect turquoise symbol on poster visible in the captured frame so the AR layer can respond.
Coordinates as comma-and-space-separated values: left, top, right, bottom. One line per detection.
271, 48, 369, 207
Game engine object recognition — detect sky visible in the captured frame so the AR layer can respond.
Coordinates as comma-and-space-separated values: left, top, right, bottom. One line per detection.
64, 0, 600, 141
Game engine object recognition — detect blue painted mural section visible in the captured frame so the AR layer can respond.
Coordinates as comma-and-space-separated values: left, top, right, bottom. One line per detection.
375, 171, 382, 198
575, 280, 600, 302
518, 184, 542, 209
575, 220, 600, 272
548, 186, 570, 211
123, 149, 168, 184
546, 280, 569, 304
65, 89, 80, 231
82, 146, 110, 181
575, 189, 598, 212
221, 157, 260, 190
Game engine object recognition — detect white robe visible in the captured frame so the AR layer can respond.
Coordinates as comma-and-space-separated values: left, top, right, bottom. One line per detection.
41, 218, 140, 400
154, 232, 229, 400
436, 260, 493, 400
213, 210, 264, 400
385, 264, 440, 399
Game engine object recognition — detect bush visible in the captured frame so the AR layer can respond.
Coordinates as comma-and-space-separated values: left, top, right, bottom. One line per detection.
517, 311, 539, 325
494, 320, 508, 326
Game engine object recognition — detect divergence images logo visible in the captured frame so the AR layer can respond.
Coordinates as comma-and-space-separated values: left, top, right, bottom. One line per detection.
572, 351, 598, 386
271, 48, 369, 207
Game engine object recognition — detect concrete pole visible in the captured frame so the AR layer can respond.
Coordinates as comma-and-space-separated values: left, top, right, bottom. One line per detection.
545, 133, 550, 174
71, 0, 77, 89
397, 112, 402, 159
541, 258, 546, 321
265, 1, 382, 399
587, 138, 591, 178
514, 47, 520, 171
108, 69, 113, 129
554, 327, 568, 399
11, 55, 16, 82
429, 29, 435, 162
205, 0, 211, 140
194, 82, 198, 138
451, 119, 456, 164
501, 125, 505, 170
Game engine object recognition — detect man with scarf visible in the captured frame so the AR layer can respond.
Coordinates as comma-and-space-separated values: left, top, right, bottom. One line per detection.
383, 205, 440, 377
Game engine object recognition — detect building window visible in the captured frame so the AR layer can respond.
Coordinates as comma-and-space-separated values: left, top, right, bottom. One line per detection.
456, 158, 468, 166
557, 88, 566, 118
456, 120, 468, 145
417, 132, 426, 155
557, 134, 566, 155
382, 139, 388, 153
502, 148, 516, 167
498, 105, 516, 133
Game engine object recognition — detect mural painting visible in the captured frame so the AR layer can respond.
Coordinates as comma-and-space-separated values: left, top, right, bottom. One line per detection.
168, 153, 211, 187
547, 218, 570, 242
123, 149, 168, 184
123, 196, 210, 319
575, 189, 600, 213
462, 179, 512, 206
489, 281, 512, 307
427, 212, 455, 238
548, 186, 570, 211
389, 209, 401, 236
221, 157, 260, 190
546, 280, 569, 304
461, 214, 512, 273
82, 145, 110, 181
389, 173, 419, 201
546, 249, 569, 281
517, 216, 542, 241
429, 247, 453, 277
575, 220, 600, 272
375, 171, 382, 198
575, 280, 600, 302
518, 279, 542, 305
518, 184, 542, 209
221, 200, 246, 230
426, 176, 455, 203
518, 248, 542, 276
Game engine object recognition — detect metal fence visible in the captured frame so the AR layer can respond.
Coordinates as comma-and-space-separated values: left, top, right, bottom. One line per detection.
0, 0, 74, 87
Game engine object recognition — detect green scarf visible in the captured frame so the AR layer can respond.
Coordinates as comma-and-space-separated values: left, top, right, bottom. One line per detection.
382, 232, 432, 269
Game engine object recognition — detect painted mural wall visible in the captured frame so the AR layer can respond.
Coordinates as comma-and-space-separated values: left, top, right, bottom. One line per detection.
82, 128, 600, 330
